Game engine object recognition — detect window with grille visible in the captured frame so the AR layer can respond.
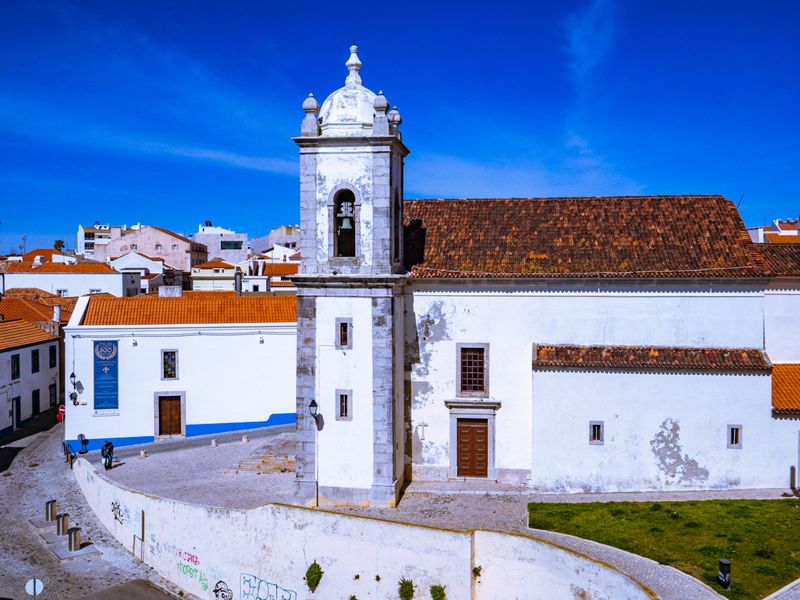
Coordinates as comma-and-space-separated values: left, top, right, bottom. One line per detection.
335, 318, 353, 350
336, 389, 352, 421
49, 345, 57, 368
727, 425, 742, 449
457, 344, 489, 397
590, 421, 604, 445
49, 383, 57, 407
31, 349, 39, 374
162, 350, 178, 380
333, 190, 356, 257
10, 354, 20, 380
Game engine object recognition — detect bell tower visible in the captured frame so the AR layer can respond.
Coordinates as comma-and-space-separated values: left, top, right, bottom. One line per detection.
293, 46, 408, 507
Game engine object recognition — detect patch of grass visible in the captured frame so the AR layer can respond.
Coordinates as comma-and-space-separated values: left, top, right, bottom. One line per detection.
529, 499, 800, 599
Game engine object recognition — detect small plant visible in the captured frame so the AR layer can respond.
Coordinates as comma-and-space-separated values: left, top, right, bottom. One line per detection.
471, 565, 482, 579
354, 574, 360, 580
398, 577, 414, 600
305, 560, 324, 593
375, 574, 381, 582
430, 584, 446, 600
349, 596, 358, 600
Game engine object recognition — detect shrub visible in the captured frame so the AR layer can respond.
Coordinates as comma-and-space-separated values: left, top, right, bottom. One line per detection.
430, 584, 446, 600
305, 561, 324, 593
472, 565, 482, 578
399, 577, 414, 599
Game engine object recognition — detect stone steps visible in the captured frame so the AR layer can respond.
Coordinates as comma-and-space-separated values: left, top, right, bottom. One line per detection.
225, 454, 295, 475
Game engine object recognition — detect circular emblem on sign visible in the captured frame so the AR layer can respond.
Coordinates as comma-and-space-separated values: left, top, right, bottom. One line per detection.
95, 342, 117, 360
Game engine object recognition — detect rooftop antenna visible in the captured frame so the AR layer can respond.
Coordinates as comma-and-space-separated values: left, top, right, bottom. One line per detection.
736, 194, 744, 210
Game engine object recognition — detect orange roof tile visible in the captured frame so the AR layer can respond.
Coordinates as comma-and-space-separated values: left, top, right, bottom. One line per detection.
758, 245, 800, 276
5, 261, 118, 274
0, 320, 57, 351
4, 287, 58, 299
404, 196, 766, 279
764, 233, 800, 244
262, 263, 299, 276
82, 294, 296, 325
22, 248, 70, 262
773, 365, 800, 413
534, 344, 771, 371
269, 281, 296, 287
0, 297, 72, 323
193, 258, 237, 269
776, 221, 799, 231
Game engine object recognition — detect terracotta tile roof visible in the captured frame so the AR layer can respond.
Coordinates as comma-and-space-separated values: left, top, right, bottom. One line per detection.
764, 233, 800, 244
5, 261, 118, 274
81, 294, 296, 325
269, 280, 296, 287
4, 287, 58, 299
757, 245, 800, 277
773, 365, 800, 413
262, 263, 299, 276
37, 296, 79, 313
193, 258, 237, 270
0, 297, 71, 323
776, 220, 799, 231
22, 248, 70, 262
0, 320, 57, 351
533, 344, 771, 371
403, 196, 766, 279
290, 251, 302, 260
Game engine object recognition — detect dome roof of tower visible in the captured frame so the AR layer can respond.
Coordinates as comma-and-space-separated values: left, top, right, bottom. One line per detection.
318, 46, 377, 137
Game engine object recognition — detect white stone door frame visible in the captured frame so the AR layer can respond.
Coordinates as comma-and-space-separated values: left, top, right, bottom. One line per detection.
444, 399, 501, 480
153, 391, 186, 438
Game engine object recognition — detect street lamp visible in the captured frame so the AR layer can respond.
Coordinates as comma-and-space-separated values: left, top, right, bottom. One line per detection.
69, 372, 76, 387
308, 399, 318, 420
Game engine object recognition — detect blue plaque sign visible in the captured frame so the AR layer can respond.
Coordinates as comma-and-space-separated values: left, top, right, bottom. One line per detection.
93, 341, 119, 410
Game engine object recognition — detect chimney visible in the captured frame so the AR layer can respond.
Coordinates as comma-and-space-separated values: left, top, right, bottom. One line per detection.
235, 271, 243, 296
53, 305, 61, 323
158, 286, 182, 298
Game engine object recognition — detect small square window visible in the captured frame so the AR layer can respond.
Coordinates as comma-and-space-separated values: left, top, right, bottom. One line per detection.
155, 243, 162, 251
56, 289, 68, 297
457, 344, 489, 397
49, 345, 57, 369
335, 318, 353, 350
590, 421, 604, 445
10, 354, 20, 380
252, 284, 260, 292
336, 389, 352, 421
162, 350, 178, 380
727, 425, 742, 449
31, 349, 39, 374
172, 244, 178, 250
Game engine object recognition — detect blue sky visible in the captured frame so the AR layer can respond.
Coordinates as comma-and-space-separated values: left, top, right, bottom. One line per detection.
0, 1, 798, 253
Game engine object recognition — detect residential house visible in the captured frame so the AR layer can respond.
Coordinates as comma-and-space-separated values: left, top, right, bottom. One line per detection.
22, 248, 77, 265
92, 226, 207, 272
190, 258, 240, 291
108, 251, 184, 293
77, 223, 144, 259
0, 320, 60, 436
2, 262, 140, 297
191, 222, 248, 264
64, 289, 296, 450
250, 225, 300, 255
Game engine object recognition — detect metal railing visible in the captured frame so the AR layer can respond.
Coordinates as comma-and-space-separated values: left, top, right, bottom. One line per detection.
62, 442, 76, 468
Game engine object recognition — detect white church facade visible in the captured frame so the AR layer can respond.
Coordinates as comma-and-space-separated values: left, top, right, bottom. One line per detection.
293, 46, 800, 507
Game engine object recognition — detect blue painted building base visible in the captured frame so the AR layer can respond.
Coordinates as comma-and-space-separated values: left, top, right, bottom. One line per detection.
65, 413, 296, 451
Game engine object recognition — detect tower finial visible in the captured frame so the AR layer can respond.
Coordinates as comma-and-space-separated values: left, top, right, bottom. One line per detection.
345, 44, 362, 86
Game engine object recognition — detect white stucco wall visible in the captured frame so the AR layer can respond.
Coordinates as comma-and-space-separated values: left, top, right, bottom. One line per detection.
315, 295, 374, 489
74, 458, 651, 600
765, 282, 800, 363
3, 271, 140, 297
64, 319, 296, 450
0, 341, 59, 434
530, 369, 795, 491
406, 281, 773, 486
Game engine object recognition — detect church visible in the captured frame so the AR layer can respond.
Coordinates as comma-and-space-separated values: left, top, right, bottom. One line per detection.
293, 46, 800, 507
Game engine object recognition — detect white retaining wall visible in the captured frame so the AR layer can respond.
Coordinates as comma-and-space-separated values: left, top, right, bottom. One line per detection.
74, 458, 651, 600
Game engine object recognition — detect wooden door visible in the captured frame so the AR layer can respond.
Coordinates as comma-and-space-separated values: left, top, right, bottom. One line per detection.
12, 397, 21, 428
457, 418, 488, 478
158, 396, 182, 435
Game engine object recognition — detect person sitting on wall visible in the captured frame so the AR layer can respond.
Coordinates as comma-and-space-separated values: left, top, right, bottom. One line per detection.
101, 440, 114, 470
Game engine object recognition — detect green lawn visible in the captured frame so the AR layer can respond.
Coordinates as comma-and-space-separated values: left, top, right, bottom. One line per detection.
528, 499, 800, 599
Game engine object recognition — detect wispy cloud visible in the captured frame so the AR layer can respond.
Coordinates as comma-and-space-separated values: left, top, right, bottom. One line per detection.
564, 0, 618, 91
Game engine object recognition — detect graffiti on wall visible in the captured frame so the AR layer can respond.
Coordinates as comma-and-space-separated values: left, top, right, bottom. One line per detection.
240, 573, 297, 600
213, 580, 233, 600
177, 561, 208, 591
111, 500, 129, 524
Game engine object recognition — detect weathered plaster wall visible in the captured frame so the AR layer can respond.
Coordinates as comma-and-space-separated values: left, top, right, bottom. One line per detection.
406, 282, 767, 484
3, 271, 140, 297
0, 341, 59, 435
765, 283, 800, 362
64, 320, 296, 450
74, 458, 651, 599
315, 295, 374, 490
530, 369, 792, 491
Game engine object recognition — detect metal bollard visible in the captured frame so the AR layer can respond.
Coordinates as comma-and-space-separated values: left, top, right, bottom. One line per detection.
718, 558, 731, 589
68, 527, 81, 551
56, 513, 69, 535
140, 450, 147, 459
242, 434, 249, 443
45, 500, 57, 522
211, 439, 218, 447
